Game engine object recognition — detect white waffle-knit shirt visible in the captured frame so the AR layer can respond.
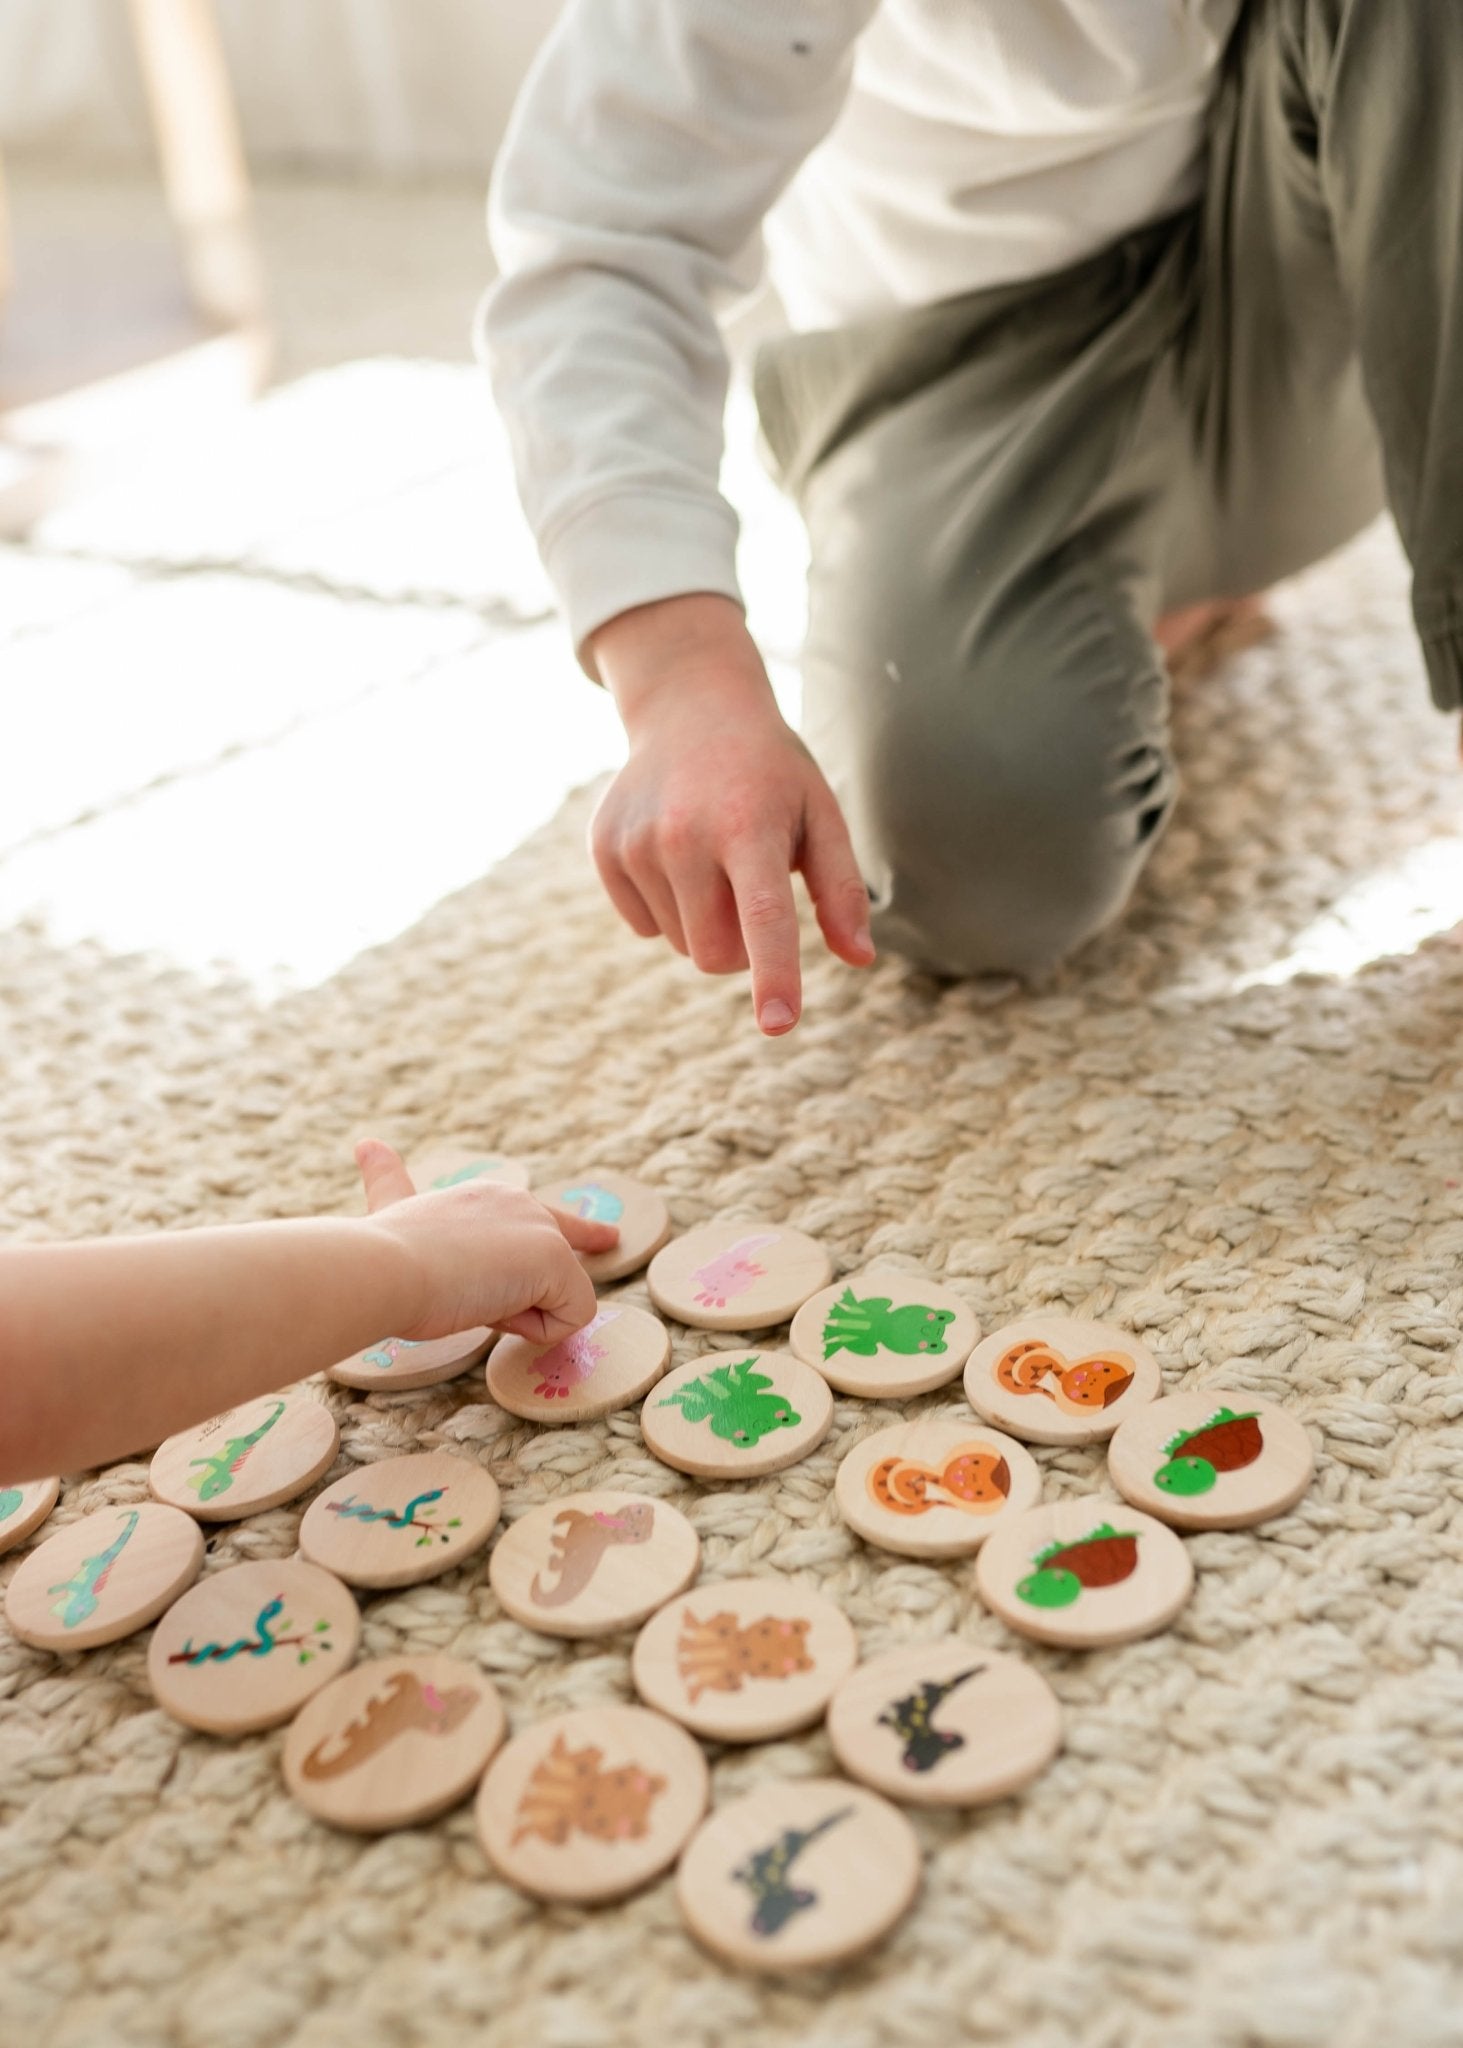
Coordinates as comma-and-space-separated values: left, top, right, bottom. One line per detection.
484, 1, 1242, 654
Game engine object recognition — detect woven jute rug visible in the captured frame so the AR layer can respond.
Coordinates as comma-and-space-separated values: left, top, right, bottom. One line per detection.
3, 522, 1462, 2048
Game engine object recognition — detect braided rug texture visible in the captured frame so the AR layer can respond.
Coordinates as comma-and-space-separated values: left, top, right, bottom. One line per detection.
2, 522, 1463, 2048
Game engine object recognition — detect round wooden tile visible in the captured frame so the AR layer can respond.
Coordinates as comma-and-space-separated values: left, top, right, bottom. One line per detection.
4, 1501, 205, 1652
835, 1419, 1042, 1559
963, 1316, 1162, 1446
676, 1778, 920, 1972
826, 1640, 1062, 1807
641, 1351, 834, 1480
647, 1223, 832, 1332
329, 1326, 494, 1393
406, 1141, 530, 1192
284, 1654, 506, 1832
477, 1704, 708, 1903
149, 1391, 340, 1522
1106, 1389, 1316, 1530
532, 1170, 672, 1284
632, 1576, 858, 1743
487, 1303, 670, 1423
790, 1268, 978, 1397
489, 1490, 701, 1639
0, 1477, 61, 1556
975, 1499, 1194, 1649
298, 1451, 500, 1590
148, 1559, 361, 1735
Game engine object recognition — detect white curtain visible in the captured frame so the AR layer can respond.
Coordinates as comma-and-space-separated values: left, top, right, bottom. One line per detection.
0, 0, 565, 172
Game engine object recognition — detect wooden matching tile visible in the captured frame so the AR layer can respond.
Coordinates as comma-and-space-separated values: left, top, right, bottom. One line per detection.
1107, 1389, 1315, 1530
4, 1501, 205, 1651
298, 1450, 500, 1590
640, 1351, 834, 1480
632, 1576, 857, 1743
487, 1303, 669, 1424
790, 1268, 978, 1397
284, 1653, 507, 1832
477, 1704, 708, 1902
0, 1477, 61, 1556
150, 1391, 339, 1521
405, 1142, 529, 1192
329, 1326, 493, 1393
532, 1170, 671, 1284
835, 1419, 1042, 1559
676, 1778, 920, 1972
489, 1489, 701, 1639
149, 1558, 360, 1734
975, 1499, 1194, 1649
648, 1223, 832, 1332
826, 1639, 1062, 1807
964, 1316, 1162, 1446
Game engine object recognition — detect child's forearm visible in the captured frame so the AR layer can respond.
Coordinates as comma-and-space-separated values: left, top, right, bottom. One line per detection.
0, 1217, 420, 1483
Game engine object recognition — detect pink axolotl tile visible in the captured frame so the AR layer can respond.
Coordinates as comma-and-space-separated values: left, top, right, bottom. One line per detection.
690, 1233, 779, 1309
529, 1310, 622, 1399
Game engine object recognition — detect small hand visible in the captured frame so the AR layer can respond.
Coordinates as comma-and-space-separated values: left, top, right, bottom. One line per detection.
356, 1141, 616, 1345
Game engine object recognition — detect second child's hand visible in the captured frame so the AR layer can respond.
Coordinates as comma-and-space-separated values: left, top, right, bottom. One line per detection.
589, 593, 876, 1036
357, 1142, 617, 1345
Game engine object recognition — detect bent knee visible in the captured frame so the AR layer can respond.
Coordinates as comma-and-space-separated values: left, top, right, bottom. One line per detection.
862, 734, 1175, 980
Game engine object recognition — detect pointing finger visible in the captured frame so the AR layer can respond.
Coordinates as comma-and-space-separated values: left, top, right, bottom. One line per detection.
726, 845, 801, 1035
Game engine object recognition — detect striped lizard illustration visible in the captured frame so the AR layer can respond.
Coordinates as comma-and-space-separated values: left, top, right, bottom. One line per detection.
186, 1400, 288, 1503
47, 1509, 140, 1629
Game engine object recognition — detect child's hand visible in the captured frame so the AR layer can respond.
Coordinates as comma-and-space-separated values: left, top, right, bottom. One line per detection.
589, 594, 875, 1038
356, 1141, 617, 1346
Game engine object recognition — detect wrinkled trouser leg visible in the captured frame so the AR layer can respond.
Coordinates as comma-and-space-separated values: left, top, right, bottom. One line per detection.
753, 0, 1463, 976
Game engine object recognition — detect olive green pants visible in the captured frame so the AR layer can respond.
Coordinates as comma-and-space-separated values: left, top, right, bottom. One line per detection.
754, 0, 1462, 976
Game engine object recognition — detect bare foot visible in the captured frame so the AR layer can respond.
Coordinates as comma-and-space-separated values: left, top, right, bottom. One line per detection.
1155, 594, 1274, 680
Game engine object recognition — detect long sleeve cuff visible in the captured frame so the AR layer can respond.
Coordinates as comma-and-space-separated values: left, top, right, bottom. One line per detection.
543, 490, 746, 677
1415, 586, 1463, 710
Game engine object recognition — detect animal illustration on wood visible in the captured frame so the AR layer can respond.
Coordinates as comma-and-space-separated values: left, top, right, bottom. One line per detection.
656, 1359, 800, 1448
430, 1158, 507, 1188
732, 1808, 852, 1937
527, 1309, 622, 1400
325, 1486, 463, 1547
1154, 1407, 1264, 1496
167, 1594, 335, 1667
675, 1608, 814, 1702
510, 1734, 666, 1846
877, 1665, 986, 1772
820, 1287, 955, 1360
361, 1337, 423, 1370
299, 1671, 480, 1781
557, 1183, 626, 1224
1017, 1522, 1141, 1608
867, 1442, 1011, 1517
47, 1509, 140, 1628
995, 1340, 1134, 1415
689, 1235, 778, 1309
185, 1400, 287, 1502
529, 1501, 655, 1608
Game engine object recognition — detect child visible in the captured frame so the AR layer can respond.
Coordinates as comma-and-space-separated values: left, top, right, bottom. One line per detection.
0, 1142, 615, 1484
484, 2, 1457, 1033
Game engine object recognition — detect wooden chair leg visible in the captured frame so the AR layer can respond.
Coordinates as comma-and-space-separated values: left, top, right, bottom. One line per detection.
126, 0, 266, 331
